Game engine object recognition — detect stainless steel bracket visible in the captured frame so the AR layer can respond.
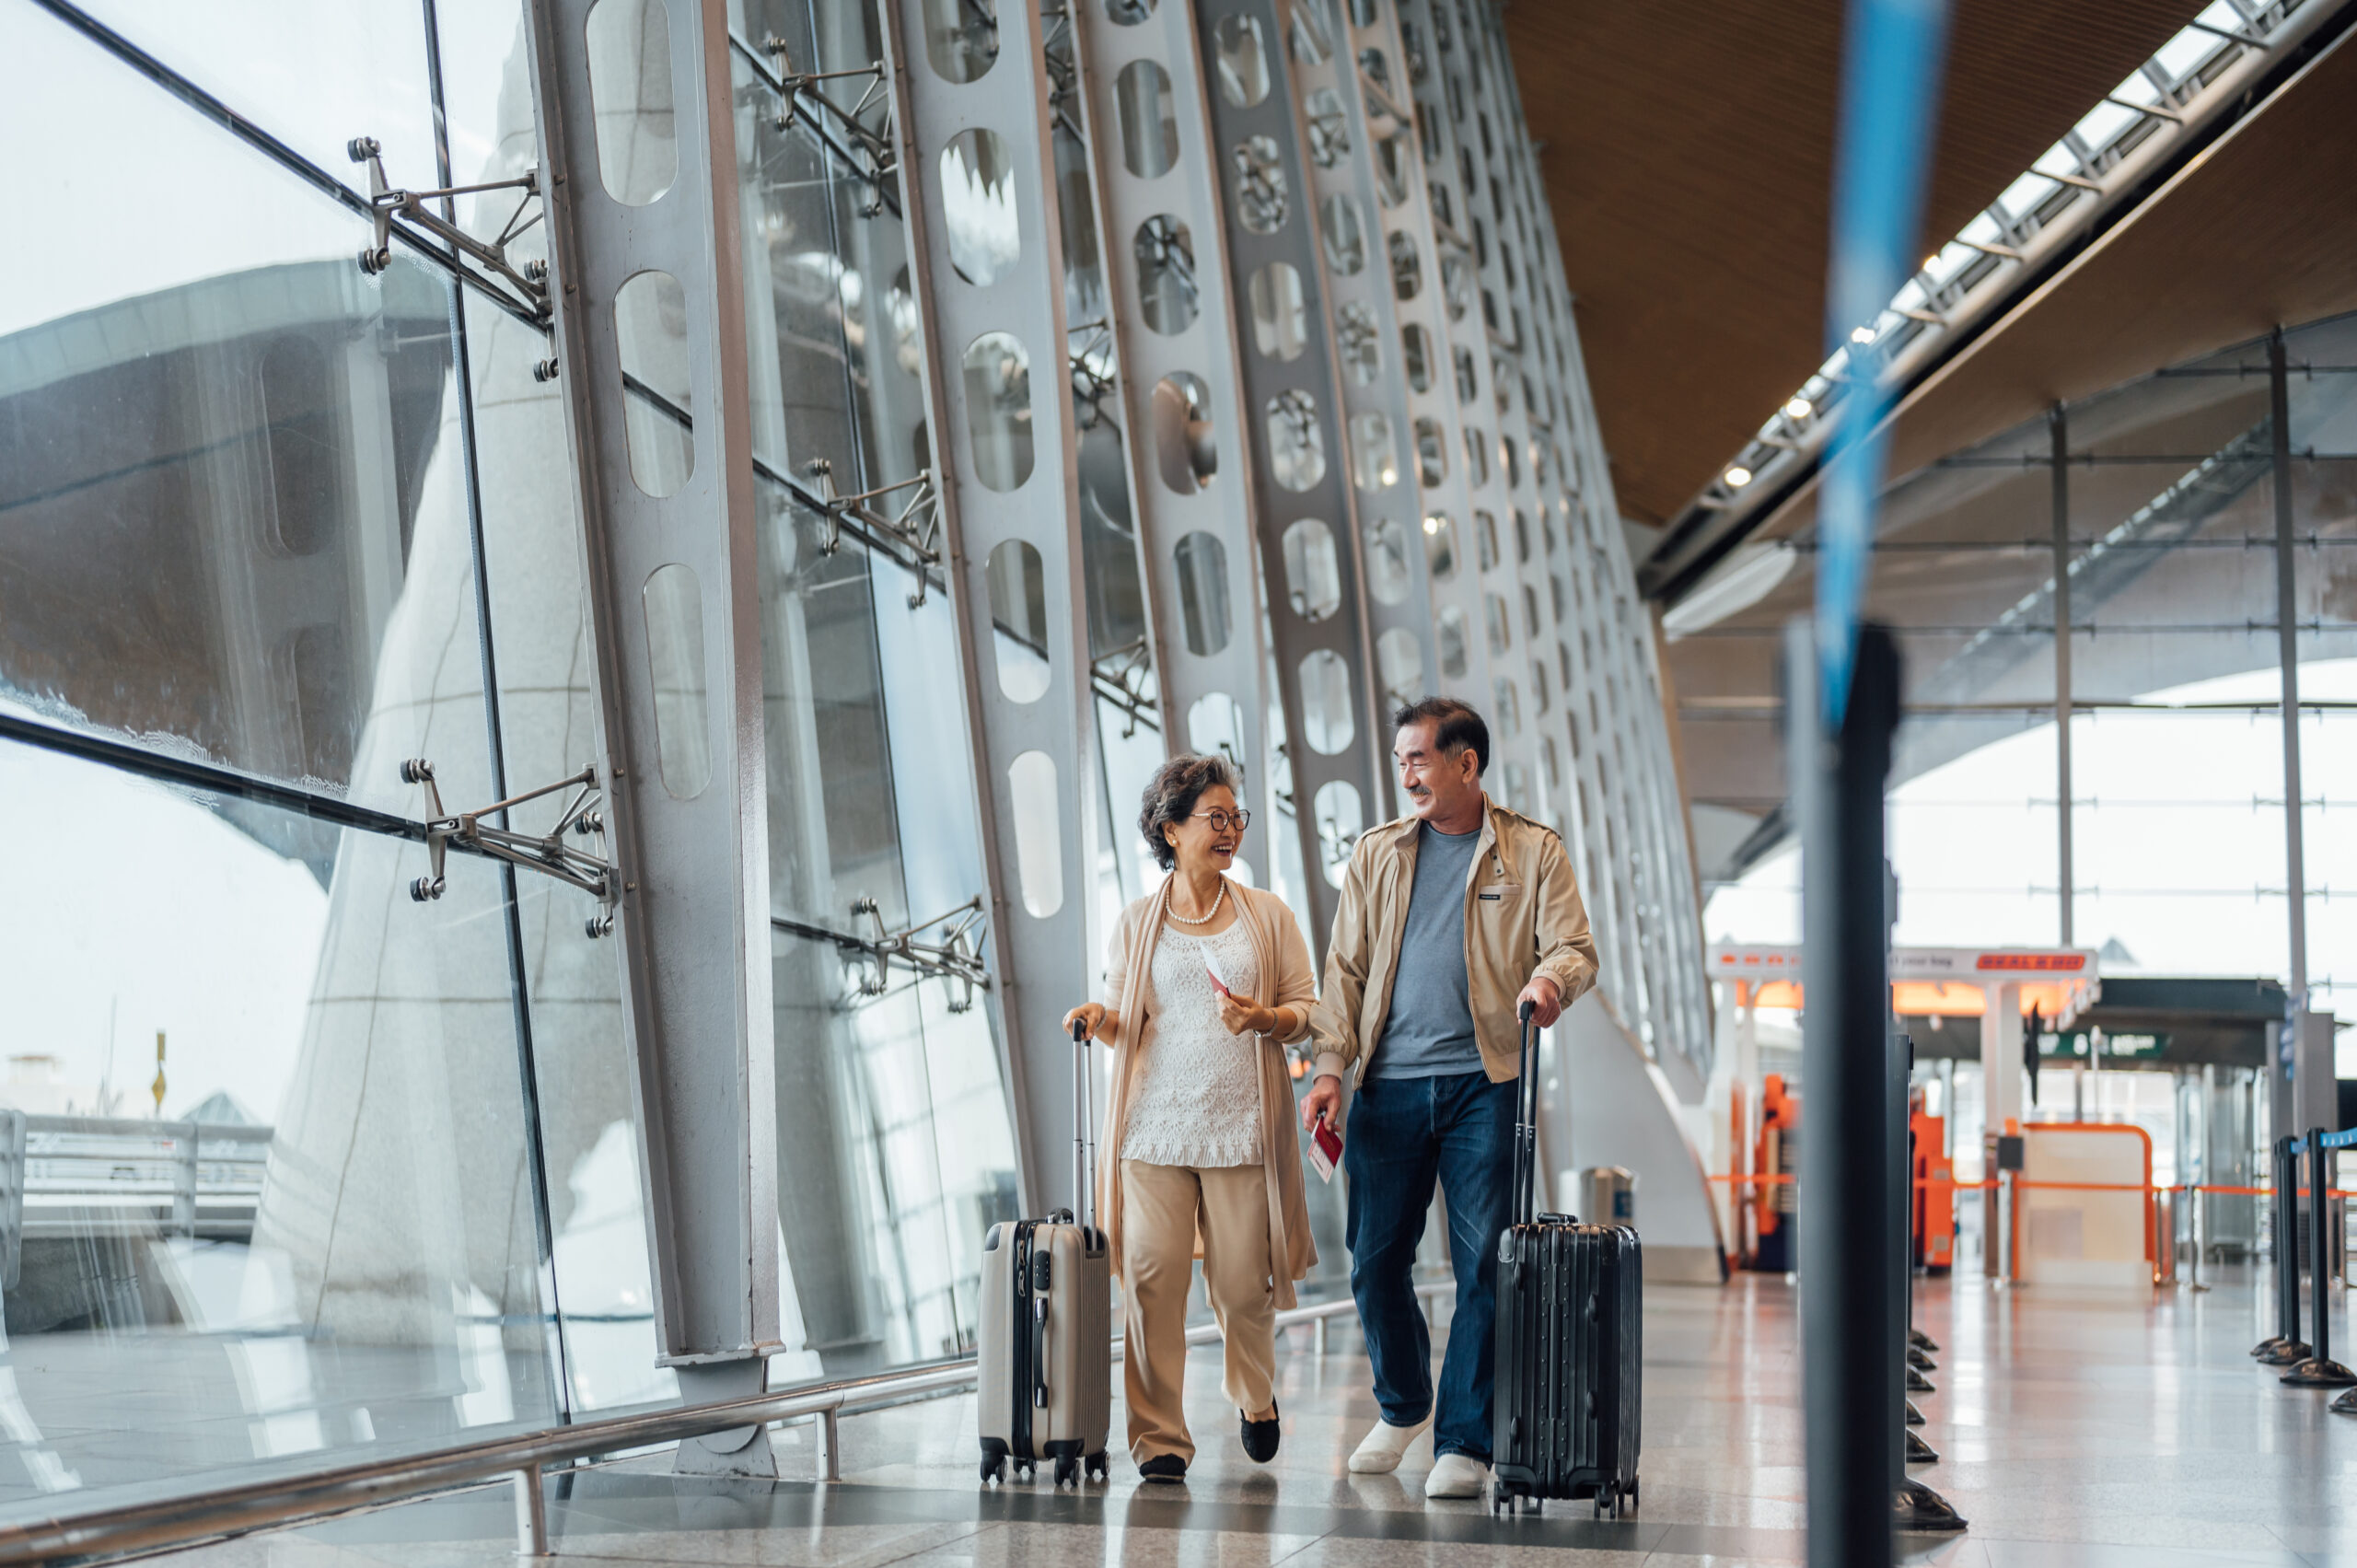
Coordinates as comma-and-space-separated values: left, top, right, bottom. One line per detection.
399, 759, 615, 934
348, 136, 550, 323
801, 460, 942, 605
772, 896, 992, 1013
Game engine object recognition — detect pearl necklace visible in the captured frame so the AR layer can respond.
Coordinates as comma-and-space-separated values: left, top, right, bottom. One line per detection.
1166, 877, 1226, 926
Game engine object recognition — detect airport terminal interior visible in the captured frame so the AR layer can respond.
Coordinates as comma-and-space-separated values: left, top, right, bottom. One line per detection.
3, 0, 2356, 1562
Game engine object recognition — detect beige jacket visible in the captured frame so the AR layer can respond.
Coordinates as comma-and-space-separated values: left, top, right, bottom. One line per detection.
1309, 796, 1599, 1086
1093, 878, 1321, 1309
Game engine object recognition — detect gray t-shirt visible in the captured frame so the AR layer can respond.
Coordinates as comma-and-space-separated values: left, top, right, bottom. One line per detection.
1369, 821, 1482, 1080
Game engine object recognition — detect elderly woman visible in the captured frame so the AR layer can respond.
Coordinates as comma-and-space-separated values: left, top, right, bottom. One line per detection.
1063, 754, 1319, 1483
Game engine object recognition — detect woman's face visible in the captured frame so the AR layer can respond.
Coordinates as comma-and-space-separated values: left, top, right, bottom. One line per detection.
1165, 783, 1241, 876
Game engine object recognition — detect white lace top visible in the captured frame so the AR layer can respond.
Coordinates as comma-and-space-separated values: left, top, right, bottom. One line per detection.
1120, 920, 1264, 1168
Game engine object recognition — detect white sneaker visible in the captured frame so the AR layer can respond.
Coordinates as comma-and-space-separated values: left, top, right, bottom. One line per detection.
1346, 1412, 1434, 1473
1423, 1452, 1488, 1499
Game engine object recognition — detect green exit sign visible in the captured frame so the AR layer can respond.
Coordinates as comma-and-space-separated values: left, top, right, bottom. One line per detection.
2038, 1030, 2168, 1061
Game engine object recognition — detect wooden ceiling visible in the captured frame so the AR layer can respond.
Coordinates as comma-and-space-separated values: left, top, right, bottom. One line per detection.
1505, 0, 2212, 528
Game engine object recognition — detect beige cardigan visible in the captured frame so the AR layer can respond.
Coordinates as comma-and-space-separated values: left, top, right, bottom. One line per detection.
1094, 877, 1321, 1309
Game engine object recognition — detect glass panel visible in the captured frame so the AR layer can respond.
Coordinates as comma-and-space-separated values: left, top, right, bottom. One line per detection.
986, 540, 1051, 702
962, 332, 1035, 492
1248, 261, 1308, 361
1485, 591, 1511, 655
1283, 518, 1342, 621
1402, 322, 1434, 392
1135, 216, 1198, 335
1214, 14, 1270, 107
1455, 345, 1478, 401
923, 0, 1000, 82
1476, 510, 1499, 572
1188, 693, 1249, 784
1266, 390, 1326, 491
0, 13, 493, 807
586, 0, 677, 205
1492, 674, 1521, 737
1305, 87, 1349, 168
641, 563, 711, 798
1007, 750, 1064, 915
1350, 411, 1399, 491
1152, 371, 1217, 492
1437, 602, 1469, 678
1413, 417, 1448, 486
1377, 628, 1424, 712
1312, 778, 1364, 887
1388, 230, 1422, 299
1298, 649, 1354, 754
1423, 511, 1460, 580
1117, 59, 1179, 179
0, 737, 557, 1505
1364, 517, 1411, 605
1335, 301, 1380, 385
941, 129, 1021, 287
1371, 129, 1411, 208
617, 270, 694, 497
1321, 194, 1368, 275
1231, 135, 1288, 233
1174, 531, 1233, 655
1463, 428, 1490, 486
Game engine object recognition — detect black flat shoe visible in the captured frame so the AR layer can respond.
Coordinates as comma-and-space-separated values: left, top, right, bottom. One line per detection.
1138, 1454, 1188, 1483
1241, 1402, 1281, 1463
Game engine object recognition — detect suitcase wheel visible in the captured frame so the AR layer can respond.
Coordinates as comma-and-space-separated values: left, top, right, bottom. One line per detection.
980, 1454, 1007, 1485
1086, 1452, 1109, 1484
1053, 1456, 1079, 1488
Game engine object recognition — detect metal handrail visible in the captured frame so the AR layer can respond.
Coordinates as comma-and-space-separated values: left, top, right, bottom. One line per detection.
0, 1282, 1446, 1566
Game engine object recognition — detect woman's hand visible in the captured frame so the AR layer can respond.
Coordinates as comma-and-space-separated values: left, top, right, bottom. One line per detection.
1216, 990, 1277, 1037
1063, 1003, 1109, 1042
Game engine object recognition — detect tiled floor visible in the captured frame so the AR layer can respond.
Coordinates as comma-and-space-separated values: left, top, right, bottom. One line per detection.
149, 1265, 2357, 1566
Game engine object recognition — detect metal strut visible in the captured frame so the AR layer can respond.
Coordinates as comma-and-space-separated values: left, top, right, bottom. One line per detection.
772, 897, 993, 1012
348, 138, 550, 325
399, 760, 616, 935
802, 460, 944, 605
748, 34, 900, 215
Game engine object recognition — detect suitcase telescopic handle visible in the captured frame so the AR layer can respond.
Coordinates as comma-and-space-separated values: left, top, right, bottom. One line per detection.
1072, 1017, 1096, 1231
1513, 999, 1538, 1227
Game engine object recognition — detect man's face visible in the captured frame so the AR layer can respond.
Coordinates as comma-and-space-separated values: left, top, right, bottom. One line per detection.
1395, 721, 1479, 820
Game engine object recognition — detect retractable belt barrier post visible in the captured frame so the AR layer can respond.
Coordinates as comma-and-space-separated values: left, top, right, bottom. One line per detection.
2282, 1127, 2357, 1390
2256, 1137, 2307, 1365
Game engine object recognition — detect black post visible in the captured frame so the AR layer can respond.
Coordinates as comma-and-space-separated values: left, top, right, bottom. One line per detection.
1795, 621, 1899, 1568
2284, 1130, 2355, 1387
1892, 1019, 1962, 1522
2258, 1137, 2310, 1365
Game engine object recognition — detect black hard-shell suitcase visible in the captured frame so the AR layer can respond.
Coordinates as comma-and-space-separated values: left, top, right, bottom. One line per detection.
978, 1021, 1112, 1486
1492, 1005, 1642, 1517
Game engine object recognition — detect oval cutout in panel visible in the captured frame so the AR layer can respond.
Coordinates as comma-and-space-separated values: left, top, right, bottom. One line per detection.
1364, 516, 1411, 606
585, 0, 678, 206
962, 331, 1035, 491
1413, 417, 1446, 488
1371, 130, 1411, 207
1117, 58, 1179, 179
986, 538, 1051, 702
1388, 230, 1422, 300
642, 563, 710, 799
923, 0, 1000, 82
1492, 676, 1522, 738
1186, 691, 1248, 772
1484, 592, 1510, 656
1321, 193, 1367, 274
1305, 87, 1350, 168
1349, 411, 1399, 492
1475, 510, 1498, 572
1422, 510, 1459, 581
615, 269, 694, 498
1107, 0, 1155, 21
1265, 390, 1324, 492
1335, 301, 1380, 385
1436, 603, 1469, 679
1402, 322, 1433, 392
1282, 517, 1341, 622
1006, 749, 1063, 916
1376, 628, 1423, 714
1248, 261, 1307, 362
1135, 215, 1199, 334
1312, 779, 1363, 889
1214, 13, 1270, 106
1298, 649, 1354, 755
1153, 372, 1217, 494
941, 129, 1020, 286
1173, 530, 1232, 656
1231, 135, 1287, 232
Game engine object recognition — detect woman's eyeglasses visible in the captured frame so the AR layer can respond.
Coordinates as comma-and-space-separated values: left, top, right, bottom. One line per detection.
1190, 808, 1252, 833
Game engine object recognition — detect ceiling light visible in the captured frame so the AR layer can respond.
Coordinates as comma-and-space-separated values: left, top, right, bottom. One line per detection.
1724, 466, 1753, 489
1784, 396, 1812, 421
1422, 515, 1442, 535
1850, 325, 1877, 345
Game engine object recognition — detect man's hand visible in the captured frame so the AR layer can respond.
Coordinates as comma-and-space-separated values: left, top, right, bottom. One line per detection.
1062, 1003, 1109, 1041
1301, 1073, 1343, 1131
1516, 974, 1563, 1029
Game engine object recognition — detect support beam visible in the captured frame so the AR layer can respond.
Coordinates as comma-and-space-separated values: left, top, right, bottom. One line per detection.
879, 0, 1099, 1212
522, 0, 781, 1460
1069, 0, 1273, 870
2052, 403, 2074, 947
2270, 329, 2307, 1015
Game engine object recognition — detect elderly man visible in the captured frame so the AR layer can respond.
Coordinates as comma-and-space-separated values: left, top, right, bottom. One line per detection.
1304, 697, 1599, 1500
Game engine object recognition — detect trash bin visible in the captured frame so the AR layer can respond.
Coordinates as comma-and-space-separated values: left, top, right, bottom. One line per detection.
1575, 1165, 1637, 1227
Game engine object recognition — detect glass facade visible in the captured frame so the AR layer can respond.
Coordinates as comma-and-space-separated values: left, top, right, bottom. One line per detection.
0, 0, 1704, 1523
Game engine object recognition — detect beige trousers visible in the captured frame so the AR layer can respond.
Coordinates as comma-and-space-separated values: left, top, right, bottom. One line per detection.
1120, 1159, 1277, 1464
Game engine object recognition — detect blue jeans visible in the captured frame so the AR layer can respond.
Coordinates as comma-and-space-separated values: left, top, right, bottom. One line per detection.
1343, 1067, 1515, 1462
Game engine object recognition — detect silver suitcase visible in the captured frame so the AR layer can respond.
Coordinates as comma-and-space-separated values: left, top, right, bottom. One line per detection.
978, 1021, 1111, 1485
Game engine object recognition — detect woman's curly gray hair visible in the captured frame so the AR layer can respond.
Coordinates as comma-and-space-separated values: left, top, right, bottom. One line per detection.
1138, 752, 1242, 872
